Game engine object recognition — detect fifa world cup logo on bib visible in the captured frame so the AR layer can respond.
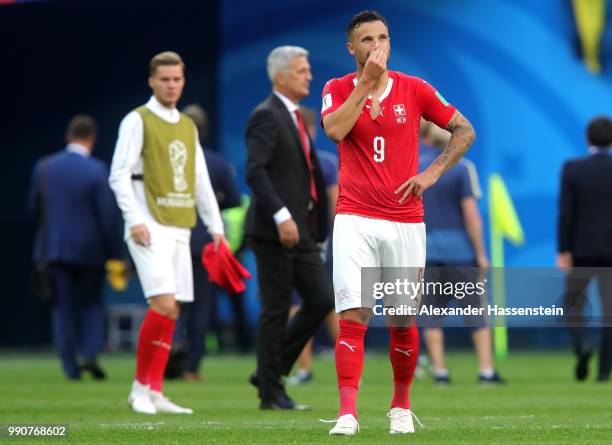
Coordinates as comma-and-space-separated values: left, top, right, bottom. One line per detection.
168, 140, 188, 192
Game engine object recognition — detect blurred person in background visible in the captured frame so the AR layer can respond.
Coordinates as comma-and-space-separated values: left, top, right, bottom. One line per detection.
167, 103, 243, 382
418, 121, 504, 385
558, 115, 612, 382
286, 106, 338, 386
245, 46, 334, 410
109, 51, 227, 414
30, 114, 123, 380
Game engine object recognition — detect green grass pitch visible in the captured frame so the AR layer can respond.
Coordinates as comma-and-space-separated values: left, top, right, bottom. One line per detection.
1, 351, 611, 444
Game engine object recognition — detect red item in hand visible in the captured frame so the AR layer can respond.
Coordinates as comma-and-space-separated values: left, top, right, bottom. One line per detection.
201, 242, 251, 294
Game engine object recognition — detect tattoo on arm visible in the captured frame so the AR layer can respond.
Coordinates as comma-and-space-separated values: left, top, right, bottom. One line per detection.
432, 111, 476, 173
445, 117, 458, 133
356, 94, 367, 106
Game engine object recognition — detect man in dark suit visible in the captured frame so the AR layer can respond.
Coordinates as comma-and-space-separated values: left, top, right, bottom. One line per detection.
245, 46, 334, 409
558, 115, 612, 382
31, 115, 123, 380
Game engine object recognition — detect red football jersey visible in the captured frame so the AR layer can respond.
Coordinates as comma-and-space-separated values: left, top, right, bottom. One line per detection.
321, 71, 456, 222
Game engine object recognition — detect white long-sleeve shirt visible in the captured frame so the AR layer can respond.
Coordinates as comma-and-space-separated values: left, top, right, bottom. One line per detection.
109, 96, 224, 242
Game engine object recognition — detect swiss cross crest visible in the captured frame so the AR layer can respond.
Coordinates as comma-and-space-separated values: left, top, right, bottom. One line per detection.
393, 104, 406, 116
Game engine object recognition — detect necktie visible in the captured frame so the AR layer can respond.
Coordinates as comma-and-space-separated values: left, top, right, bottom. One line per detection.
294, 110, 318, 202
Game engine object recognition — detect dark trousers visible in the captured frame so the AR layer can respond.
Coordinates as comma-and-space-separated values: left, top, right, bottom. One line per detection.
563, 258, 612, 379
223, 288, 252, 353
48, 263, 105, 378
250, 237, 334, 401
175, 260, 217, 374
175, 257, 252, 374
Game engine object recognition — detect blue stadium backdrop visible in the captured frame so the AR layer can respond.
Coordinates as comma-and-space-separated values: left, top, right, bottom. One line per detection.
219, 0, 612, 267
216, 0, 612, 338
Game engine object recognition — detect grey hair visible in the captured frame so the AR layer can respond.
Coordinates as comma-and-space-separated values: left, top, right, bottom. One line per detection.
267, 46, 309, 83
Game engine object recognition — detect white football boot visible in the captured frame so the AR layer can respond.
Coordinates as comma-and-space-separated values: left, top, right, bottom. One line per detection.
328, 414, 359, 436
128, 380, 156, 414
149, 391, 193, 414
388, 407, 424, 434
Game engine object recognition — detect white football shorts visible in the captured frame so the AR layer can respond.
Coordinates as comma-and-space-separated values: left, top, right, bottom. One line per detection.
127, 228, 194, 302
332, 213, 426, 313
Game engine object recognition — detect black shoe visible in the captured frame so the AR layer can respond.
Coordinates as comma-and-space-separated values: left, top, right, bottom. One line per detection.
251, 373, 309, 410
433, 373, 451, 385
259, 393, 310, 410
596, 374, 609, 382
249, 372, 259, 388
165, 349, 186, 379
478, 371, 506, 384
575, 350, 592, 381
80, 361, 106, 380
64, 364, 81, 380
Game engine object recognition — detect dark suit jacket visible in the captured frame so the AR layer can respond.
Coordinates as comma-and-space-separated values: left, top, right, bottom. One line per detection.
558, 150, 612, 259
31, 149, 123, 266
244, 94, 329, 243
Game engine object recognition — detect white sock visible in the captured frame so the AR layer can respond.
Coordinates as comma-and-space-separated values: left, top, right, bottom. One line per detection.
479, 368, 495, 378
434, 368, 449, 377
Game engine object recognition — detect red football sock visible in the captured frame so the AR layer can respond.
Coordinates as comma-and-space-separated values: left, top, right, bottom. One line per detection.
135, 309, 165, 385
336, 319, 367, 417
389, 324, 419, 409
146, 311, 176, 393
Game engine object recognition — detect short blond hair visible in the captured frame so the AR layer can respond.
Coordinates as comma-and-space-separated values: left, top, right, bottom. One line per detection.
149, 51, 185, 76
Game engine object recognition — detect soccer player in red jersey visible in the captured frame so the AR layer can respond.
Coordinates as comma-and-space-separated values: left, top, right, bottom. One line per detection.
321, 10, 476, 435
